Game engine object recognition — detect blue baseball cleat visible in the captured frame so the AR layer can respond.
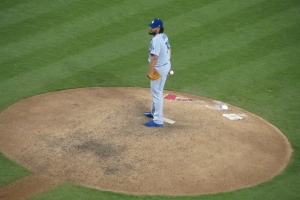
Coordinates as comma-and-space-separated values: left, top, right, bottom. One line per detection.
144, 112, 154, 118
144, 120, 163, 127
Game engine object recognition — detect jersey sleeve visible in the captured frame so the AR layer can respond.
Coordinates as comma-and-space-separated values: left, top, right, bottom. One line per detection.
150, 37, 160, 56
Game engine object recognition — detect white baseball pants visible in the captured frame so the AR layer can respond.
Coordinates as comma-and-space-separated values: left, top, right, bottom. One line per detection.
150, 63, 171, 124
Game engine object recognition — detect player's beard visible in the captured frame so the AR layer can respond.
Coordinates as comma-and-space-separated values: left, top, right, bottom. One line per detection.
149, 31, 156, 36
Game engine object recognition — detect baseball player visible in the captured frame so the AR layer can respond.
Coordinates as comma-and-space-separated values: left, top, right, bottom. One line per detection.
144, 18, 171, 127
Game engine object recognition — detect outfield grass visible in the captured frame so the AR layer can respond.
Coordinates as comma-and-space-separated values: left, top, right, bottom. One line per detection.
0, 0, 299, 199
0, 152, 31, 187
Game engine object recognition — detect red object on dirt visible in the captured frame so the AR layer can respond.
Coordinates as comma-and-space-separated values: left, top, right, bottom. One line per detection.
164, 94, 177, 100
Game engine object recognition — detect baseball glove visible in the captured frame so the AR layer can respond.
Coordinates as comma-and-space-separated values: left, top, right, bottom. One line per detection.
148, 68, 161, 81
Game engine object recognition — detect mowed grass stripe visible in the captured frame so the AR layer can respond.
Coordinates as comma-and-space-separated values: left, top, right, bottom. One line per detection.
196, 26, 299, 95
170, 0, 298, 50
0, 0, 124, 45
76, 13, 298, 92
0, 0, 286, 106
165, 0, 264, 37
0, 0, 252, 63
0, 0, 261, 82
0, 0, 263, 86
0, 0, 208, 81
0, 0, 173, 63
171, 5, 299, 73
50, 47, 149, 87
169, 27, 299, 100
212, 44, 299, 105
0, 0, 80, 28
175, 21, 299, 90
245, 45, 300, 125
0, 29, 150, 107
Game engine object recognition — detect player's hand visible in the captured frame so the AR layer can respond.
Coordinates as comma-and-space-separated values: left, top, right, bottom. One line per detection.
147, 72, 153, 79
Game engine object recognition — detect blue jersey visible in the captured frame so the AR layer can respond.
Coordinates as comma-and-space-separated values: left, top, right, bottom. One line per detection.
148, 33, 171, 67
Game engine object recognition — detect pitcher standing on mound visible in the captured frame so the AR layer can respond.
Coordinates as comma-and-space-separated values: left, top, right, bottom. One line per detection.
144, 18, 171, 127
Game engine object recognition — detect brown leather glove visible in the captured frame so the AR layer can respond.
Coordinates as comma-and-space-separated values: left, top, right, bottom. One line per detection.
148, 68, 161, 81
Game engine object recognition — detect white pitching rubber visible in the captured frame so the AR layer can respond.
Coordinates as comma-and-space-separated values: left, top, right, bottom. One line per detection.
163, 117, 175, 124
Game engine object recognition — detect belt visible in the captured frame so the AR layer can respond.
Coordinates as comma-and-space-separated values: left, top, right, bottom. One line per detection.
162, 62, 168, 66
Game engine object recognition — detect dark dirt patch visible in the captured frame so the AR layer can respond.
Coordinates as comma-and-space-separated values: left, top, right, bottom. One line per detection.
75, 140, 126, 158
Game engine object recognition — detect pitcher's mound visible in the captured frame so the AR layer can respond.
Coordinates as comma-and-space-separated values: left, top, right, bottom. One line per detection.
0, 87, 292, 196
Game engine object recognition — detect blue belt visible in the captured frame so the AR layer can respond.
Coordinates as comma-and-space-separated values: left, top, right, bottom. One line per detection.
162, 62, 168, 66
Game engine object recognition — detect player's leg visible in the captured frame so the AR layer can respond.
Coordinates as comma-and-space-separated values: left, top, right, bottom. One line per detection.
152, 63, 171, 123
145, 64, 170, 126
151, 76, 167, 124
151, 100, 155, 116
144, 87, 157, 118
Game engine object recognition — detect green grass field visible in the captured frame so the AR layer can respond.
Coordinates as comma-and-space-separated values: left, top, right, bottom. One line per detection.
1, 0, 299, 199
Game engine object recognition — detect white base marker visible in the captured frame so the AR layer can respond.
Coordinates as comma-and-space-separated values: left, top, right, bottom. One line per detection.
222, 114, 243, 120
163, 117, 175, 124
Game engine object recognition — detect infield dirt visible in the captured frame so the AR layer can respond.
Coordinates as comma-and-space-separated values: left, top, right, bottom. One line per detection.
0, 87, 293, 199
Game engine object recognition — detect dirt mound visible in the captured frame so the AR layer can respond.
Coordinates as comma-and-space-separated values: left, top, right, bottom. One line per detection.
0, 87, 293, 199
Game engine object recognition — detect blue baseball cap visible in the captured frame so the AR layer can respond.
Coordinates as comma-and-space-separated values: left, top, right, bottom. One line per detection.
149, 18, 163, 28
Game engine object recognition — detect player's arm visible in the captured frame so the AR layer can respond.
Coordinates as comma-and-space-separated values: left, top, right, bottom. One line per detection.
168, 48, 172, 75
147, 54, 158, 79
